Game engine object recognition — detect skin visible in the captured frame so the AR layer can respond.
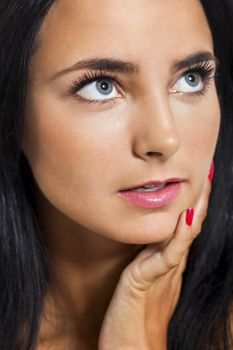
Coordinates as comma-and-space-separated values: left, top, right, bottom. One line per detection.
21, 0, 220, 348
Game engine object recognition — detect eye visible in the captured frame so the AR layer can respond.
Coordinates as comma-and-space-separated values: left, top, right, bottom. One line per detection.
170, 72, 204, 94
77, 78, 120, 101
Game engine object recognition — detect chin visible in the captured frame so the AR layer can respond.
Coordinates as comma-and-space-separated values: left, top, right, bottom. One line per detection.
102, 216, 179, 245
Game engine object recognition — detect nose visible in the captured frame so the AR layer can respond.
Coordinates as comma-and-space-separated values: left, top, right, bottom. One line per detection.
132, 94, 180, 161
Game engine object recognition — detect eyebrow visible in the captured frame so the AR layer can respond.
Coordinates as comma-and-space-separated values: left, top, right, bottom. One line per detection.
50, 58, 139, 80
50, 50, 218, 80
172, 51, 218, 72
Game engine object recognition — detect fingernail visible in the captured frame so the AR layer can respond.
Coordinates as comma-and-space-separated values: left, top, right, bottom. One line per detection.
186, 208, 194, 226
208, 161, 214, 181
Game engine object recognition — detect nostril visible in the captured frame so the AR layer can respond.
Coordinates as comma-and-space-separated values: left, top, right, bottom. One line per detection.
146, 151, 162, 157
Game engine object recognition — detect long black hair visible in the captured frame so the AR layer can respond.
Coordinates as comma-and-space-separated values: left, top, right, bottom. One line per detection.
0, 1, 233, 349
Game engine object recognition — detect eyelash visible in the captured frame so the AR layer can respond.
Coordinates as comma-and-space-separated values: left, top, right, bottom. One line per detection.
68, 70, 120, 105
173, 60, 217, 98
68, 60, 217, 105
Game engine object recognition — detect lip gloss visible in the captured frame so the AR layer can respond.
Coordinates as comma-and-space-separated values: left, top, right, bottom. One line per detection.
118, 182, 182, 208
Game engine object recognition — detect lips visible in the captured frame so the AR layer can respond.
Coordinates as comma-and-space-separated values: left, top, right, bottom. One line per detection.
118, 178, 183, 208
119, 178, 183, 192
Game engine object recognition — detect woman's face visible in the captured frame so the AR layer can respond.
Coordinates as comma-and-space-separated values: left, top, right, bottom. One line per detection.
22, 0, 220, 244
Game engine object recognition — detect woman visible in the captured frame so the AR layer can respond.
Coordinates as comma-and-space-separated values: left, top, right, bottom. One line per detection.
0, 0, 233, 349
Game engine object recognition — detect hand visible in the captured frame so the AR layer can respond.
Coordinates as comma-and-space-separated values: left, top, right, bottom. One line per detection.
98, 177, 212, 350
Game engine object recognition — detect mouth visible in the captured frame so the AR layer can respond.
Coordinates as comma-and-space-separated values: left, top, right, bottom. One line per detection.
119, 178, 183, 192
118, 178, 184, 208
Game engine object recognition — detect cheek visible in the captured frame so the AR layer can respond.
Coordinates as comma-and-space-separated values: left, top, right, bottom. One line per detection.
22, 97, 141, 243
21, 87, 221, 244
175, 90, 220, 203
22, 96, 126, 210
184, 111, 219, 160
174, 86, 220, 157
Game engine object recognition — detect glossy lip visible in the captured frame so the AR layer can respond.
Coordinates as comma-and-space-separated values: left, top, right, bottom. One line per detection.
119, 178, 183, 192
118, 179, 183, 209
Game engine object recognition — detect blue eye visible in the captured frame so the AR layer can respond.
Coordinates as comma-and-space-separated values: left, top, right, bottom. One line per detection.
77, 78, 120, 101
95, 80, 114, 95
184, 73, 201, 87
169, 61, 217, 96
171, 72, 204, 94
69, 61, 217, 104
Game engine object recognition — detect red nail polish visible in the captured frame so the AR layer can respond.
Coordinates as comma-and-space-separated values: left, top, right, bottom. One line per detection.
186, 208, 194, 226
208, 161, 214, 181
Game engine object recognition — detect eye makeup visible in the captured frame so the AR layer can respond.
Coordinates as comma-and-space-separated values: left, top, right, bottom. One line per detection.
68, 70, 122, 105
67, 59, 218, 105
169, 60, 217, 97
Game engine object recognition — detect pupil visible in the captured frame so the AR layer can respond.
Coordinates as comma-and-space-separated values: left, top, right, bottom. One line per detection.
96, 79, 113, 95
185, 73, 199, 87
101, 82, 109, 90
189, 74, 195, 82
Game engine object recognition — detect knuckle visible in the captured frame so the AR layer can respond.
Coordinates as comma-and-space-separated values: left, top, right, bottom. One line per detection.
182, 234, 193, 245
180, 254, 189, 273
178, 234, 193, 251
162, 252, 182, 270
121, 264, 148, 295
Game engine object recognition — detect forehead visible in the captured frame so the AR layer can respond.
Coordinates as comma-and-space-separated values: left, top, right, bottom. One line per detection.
33, 0, 213, 75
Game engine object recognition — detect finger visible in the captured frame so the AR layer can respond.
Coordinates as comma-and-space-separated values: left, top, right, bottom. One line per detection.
125, 174, 212, 289
126, 235, 174, 272
173, 249, 189, 279
125, 210, 192, 288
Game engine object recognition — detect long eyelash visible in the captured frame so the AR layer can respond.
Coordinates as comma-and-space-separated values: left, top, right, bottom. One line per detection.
68, 70, 121, 105
181, 60, 218, 97
68, 60, 218, 104
184, 60, 217, 78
